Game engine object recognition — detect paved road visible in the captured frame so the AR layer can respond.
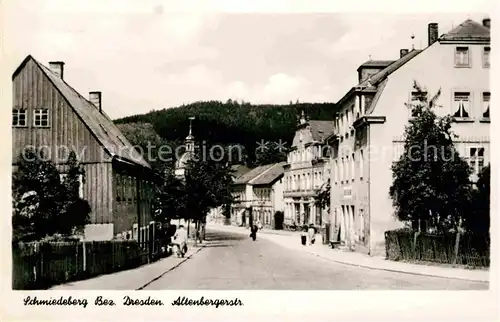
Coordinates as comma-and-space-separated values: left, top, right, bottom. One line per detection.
143, 230, 488, 290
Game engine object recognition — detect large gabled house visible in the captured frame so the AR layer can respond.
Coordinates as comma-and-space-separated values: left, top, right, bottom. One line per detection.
12, 55, 157, 243
283, 112, 335, 229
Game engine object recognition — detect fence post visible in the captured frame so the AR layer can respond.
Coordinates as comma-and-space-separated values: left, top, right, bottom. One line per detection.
82, 241, 87, 273
412, 231, 420, 261
453, 231, 461, 265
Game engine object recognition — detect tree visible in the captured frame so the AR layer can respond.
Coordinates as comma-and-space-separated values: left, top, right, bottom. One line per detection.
12, 149, 91, 242
465, 164, 490, 234
58, 151, 91, 235
153, 167, 188, 223
389, 82, 473, 232
314, 178, 331, 210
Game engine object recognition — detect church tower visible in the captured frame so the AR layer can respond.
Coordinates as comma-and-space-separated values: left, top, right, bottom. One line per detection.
175, 117, 196, 179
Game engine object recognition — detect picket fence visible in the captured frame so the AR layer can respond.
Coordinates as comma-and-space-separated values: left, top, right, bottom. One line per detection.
385, 229, 490, 268
12, 240, 151, 290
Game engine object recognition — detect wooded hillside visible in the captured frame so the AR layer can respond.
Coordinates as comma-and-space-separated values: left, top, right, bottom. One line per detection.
115, 100, 336, 167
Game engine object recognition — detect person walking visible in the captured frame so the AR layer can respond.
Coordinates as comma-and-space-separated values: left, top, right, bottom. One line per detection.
173, 224, 188, 257
308, 224, 316, 246
250, 223, 258, 241
300, 225, 308, 246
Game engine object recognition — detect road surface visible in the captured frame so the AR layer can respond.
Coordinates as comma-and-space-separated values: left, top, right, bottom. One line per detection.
143, 230, 488, 290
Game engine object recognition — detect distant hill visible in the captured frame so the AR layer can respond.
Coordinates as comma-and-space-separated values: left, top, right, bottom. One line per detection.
115, 100, 336, 166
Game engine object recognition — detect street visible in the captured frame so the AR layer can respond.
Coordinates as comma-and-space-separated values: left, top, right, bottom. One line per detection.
143, 229, 488, 290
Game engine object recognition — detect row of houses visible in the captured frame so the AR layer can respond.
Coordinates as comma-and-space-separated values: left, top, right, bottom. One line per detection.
211, 18, 491, 257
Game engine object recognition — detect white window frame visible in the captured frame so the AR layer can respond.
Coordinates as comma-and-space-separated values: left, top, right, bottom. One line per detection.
409, 91, 428, 118
455, 46, 470, 68
452, 92, 471, 118
359, 149, 364, 180
334, 160, 339, 184
483, 46, 490, 69
482, 92, 490, 119
13, 109, 28, 127
33, 108, 50, 127
351, 153, 355, 181
469, 147, 485, 179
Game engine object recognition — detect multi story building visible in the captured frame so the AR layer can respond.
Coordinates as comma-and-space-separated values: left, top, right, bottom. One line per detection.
329, 18, 491, 256
12, 56, 156, 242
231, 162, 285, 228
283, 112, 334, 228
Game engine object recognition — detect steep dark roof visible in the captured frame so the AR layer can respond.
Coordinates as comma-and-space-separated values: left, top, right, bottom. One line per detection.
308, 120, 335, 141
440, 19, 490, 42
231, 164, 252, 180
356, 60, 394, 71
233, 163, 275, 185
14, 55, 151, 169
360, 50, 423, 87
249, 162, 286, 186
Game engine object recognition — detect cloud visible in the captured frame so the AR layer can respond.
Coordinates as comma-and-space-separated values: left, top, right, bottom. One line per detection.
5, 5, 487, 119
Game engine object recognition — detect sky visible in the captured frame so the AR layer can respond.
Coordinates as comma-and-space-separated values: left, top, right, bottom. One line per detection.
3, 0, 490, 119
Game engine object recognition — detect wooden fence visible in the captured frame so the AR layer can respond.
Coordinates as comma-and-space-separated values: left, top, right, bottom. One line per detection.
385, 229, 490, 268
12, 240, 151, 290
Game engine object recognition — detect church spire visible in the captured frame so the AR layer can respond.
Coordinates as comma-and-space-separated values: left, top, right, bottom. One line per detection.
185, 116, 195, 152
299, 110, 307, 125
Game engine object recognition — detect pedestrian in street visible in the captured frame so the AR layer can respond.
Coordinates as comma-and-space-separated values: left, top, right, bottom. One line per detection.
173, 224, 188, 257
300, 225, 307, 246
250, 223, 258, 241
308, 224, 316, 246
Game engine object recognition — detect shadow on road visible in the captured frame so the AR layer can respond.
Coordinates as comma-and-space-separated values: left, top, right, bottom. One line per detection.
204, 231, 245, 242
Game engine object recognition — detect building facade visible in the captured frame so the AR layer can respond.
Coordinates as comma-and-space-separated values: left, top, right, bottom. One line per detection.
329, 18, 491, 256
12, 56, 156, 243
283, 112, 334, 229
231, 162, 285, 228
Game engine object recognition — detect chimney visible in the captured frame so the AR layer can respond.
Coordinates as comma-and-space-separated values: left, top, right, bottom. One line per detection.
483, 18, 491, 29
89, 91, 102, 112
49, 61, 65, 79
428, 23, 439, 46
400, 49, 409, 58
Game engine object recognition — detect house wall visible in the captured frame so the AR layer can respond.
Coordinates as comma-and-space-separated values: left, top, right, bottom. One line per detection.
112, 171, 154, 240
11, 59, 117, 240
12, 59, 107, 165
368, 41, 490, 255
330, 93, 372, 253
284, 125, 330, 227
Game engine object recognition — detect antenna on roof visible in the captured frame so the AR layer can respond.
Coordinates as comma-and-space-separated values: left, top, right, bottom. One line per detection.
411, 33, 415, 50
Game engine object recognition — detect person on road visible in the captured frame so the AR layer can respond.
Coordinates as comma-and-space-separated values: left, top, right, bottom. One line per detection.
308, 224, 316, 245
173, 224, 188, 256
250, 223, 258, 241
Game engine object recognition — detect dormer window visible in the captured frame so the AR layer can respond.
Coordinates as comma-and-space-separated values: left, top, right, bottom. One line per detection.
455, 47, 470, 67
33, 109, 49, 127
13, 109, 27, 127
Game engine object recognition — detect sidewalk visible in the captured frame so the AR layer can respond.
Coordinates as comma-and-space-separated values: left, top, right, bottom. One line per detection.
50, 240, 205, 290
209, 223, 489, 283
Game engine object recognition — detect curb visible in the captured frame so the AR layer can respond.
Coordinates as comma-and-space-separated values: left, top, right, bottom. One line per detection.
208, 225, 489, 283
136, 244, 206, 290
